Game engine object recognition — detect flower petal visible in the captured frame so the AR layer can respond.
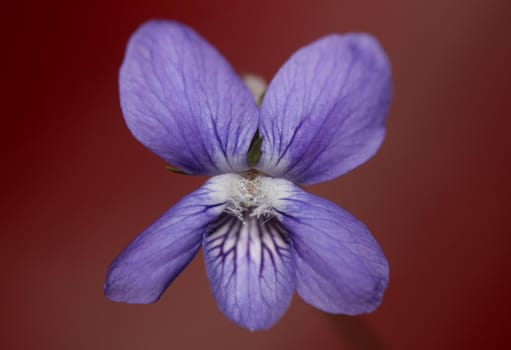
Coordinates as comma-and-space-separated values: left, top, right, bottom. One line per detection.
271, 181, 389, 314
120, 20, 259, 174
203, 214, 295, 330
104, 176, 232, 303
257, 34, 392, 184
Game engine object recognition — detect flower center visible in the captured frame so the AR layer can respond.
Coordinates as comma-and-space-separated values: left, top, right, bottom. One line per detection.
224, 170, 277, 222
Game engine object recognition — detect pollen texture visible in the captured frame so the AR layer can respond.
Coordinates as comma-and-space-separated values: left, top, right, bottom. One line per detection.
224, 173, 278, 221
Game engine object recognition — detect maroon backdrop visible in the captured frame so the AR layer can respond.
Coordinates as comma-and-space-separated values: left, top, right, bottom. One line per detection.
3, 0, 510, 349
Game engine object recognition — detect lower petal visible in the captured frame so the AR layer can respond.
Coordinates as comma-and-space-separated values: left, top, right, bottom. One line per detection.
273, 183, 389, 315
203, 213, 295, 330
104, 177, 230, 303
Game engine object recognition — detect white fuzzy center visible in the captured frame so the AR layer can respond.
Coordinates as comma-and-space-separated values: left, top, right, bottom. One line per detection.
210, 171, 280, 221
224, 173, 278, 221
208, 173, 291, 223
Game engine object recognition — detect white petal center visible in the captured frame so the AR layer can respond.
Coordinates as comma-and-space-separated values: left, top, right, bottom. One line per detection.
208, 173, 291, 222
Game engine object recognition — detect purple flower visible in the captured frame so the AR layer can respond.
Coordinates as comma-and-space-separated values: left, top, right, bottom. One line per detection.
105, 19, 391, 331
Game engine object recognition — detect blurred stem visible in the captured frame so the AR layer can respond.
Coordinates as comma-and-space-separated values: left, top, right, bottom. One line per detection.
326, 314, 389, 350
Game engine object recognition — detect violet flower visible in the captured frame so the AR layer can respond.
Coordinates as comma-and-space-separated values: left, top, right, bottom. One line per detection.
105, 20, 391, 331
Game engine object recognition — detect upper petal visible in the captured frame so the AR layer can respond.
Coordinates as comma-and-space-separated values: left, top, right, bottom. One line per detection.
203, 214, 295, 330
120, 20, 259, 174
257, 34, 392, 184
104, 176, 231, 303
271, 181, 389, 314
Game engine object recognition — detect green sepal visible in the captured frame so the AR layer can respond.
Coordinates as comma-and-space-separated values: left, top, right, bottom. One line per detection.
257, 91, 265, 108
165, 166, 189, 175
247, 129, 264, 168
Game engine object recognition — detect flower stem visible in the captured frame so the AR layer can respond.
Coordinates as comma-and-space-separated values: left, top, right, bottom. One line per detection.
326, 314, 389, 350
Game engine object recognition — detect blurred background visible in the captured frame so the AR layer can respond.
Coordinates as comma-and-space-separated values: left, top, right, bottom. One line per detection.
3, 0, 510, 349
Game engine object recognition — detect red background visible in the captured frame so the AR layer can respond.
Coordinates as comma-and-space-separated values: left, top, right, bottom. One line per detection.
3, 0, 510, 349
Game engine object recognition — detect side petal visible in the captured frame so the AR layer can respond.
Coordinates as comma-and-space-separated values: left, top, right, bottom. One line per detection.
104, 176, 232, 303
271, 181, 389, 314
258, 34, 392, 184
120, 20, 259, 174
203, 214, 295, 330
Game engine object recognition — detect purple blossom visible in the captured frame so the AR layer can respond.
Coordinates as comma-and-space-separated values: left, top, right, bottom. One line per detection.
105, 20, 392, 331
